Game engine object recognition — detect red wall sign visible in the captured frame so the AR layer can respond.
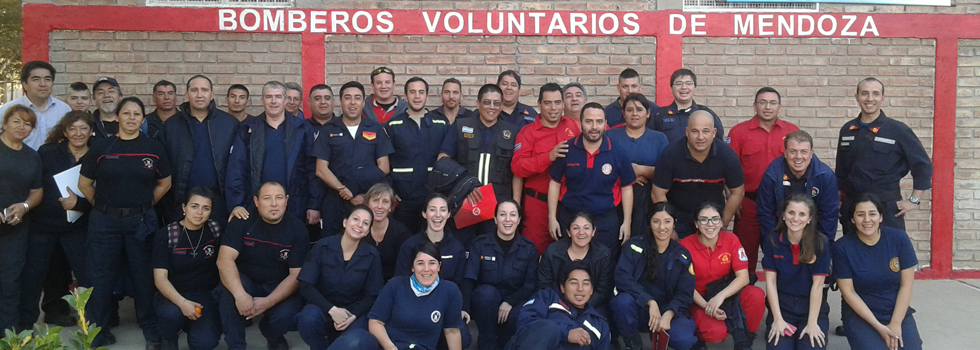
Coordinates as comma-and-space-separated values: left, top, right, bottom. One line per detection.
22, 4, 980, 279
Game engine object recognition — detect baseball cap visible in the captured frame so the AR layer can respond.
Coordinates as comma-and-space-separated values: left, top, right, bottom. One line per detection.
93, 77, 120, 91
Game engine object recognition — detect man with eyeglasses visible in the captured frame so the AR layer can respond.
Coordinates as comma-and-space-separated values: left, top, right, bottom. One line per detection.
363, 67, 408, 124
511, 83, 580, 254
725, 87, 799, 282
603, 68, 657, 129
652, 111, 745, 239
439, 84, 522, 246
650, 69, 724, 143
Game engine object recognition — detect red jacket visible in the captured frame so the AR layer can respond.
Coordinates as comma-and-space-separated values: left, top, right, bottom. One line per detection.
510, 116, 580, 194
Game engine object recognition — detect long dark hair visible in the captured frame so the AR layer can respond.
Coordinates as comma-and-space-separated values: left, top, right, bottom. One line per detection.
769, 193, 824, 264
645, 202, 676, 283
45, 111, 94, 145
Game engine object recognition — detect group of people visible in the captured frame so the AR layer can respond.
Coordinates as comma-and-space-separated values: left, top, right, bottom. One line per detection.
0, 59, 933, 350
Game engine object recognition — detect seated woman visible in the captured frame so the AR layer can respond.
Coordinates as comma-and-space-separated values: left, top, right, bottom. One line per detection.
762, 194, 831, 350
151, 187, 222, 350
461, 200, 539, 350
505, 261, 610, 350
361, 183, 412, 282
395, 193, 466, 282
679, 202, 765, 350
296, 205, 385, 350
334, 241, 466, 350
612, 202, 698, 350
834, 193, 922, 350
537, 212, 614, 309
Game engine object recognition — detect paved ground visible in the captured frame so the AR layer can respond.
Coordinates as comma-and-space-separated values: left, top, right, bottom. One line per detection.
38, 279, 980, 349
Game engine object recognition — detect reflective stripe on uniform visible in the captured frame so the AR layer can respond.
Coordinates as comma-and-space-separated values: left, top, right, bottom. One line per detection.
392, 168, 414, 173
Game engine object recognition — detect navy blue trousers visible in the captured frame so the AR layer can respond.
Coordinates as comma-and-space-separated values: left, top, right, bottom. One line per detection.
765, 292, 830, 350
155, 291, 221, 350
471, 284, 522, 350
842, 308, 922, 350
0, 225, 28, 332
18, 227, 87, 330
610, 293, 698, 350
214, 273, 304, 350
295, 303, 369, 350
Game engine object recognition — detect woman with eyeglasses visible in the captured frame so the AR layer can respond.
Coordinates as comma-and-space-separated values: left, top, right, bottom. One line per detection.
679, 202, 765, 350
437, 84, 522, 247
834, 193, 922, 350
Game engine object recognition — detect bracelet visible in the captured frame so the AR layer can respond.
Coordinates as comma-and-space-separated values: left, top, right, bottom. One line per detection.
21, 202, 29, 212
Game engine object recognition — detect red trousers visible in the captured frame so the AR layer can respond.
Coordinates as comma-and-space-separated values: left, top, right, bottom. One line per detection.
522, 195, 554, 255
690, 285, 766, 343
733, 197, 761, 276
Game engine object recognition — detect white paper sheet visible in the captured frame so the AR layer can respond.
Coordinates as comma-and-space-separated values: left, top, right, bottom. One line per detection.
52, 165, 86, 223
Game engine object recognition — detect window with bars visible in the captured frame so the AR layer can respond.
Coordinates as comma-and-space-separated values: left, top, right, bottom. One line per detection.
146, 0, 293, 7
684, 0, 818, 12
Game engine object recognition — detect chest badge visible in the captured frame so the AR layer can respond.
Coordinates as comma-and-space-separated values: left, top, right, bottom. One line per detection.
430, 310, 441, 323
204, 245, 215, 258
362, 131, 377, 140
601, 163, 612, 175
889, 257, 900, 272
718, 252, 731, 265
502, 130, 512, 140
142, 158, 155, 170
279, 248, 291, 261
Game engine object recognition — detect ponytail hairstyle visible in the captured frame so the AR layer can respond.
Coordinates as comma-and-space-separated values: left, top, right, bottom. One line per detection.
644, 201, 676, 283
769, 193, 824, 264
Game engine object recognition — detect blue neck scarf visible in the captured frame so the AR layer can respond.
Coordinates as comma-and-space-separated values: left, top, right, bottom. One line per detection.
410, 274, 440, 297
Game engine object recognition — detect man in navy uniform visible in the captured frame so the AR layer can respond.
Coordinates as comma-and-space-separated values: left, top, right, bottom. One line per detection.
649, 69, 724, 143
835, 77, 932, 235
431, 78, 473, 124
603, 68, 656, 129
497, 70, 538, 127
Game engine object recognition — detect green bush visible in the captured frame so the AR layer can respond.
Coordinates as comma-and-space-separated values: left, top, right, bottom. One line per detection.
0, 287, 107, 350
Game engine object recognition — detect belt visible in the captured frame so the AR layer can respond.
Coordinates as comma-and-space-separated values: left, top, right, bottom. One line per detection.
96, 202, 152, 218
524, 188, 548, 202
744, 192, 757, 201
391, 167, 434, 173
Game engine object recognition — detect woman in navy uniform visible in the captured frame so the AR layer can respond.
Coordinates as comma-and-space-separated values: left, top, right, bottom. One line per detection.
394, 194, 466, 282
361, 183, 412, 281
296, 205, 385, 350
461, 200, 539, 350
762, 193, 831, 350
365, 241, 466, 350
79, 96, 172, 347
834, 193, 922, 350
537, 212, 614, 311
613, 201, 697, 350
152, 187, 222, 350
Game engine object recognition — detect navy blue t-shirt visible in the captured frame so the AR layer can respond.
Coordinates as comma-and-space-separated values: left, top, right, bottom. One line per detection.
606, 127, 669, 167
369, 276, 465, 350
833, 227, 918, 322
151, 224, 220, 293
80, 134, 171, 208
261, 123, 288, 187
222, 214, 310, 285
651, 137, 744, 214
297, 234, 384, 317
549, 135, 636, 215
761, 232, 831, 297
187, 117, 219, 190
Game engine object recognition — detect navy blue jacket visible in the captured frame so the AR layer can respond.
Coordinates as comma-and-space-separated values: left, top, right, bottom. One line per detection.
159, 101, 239, 217
614, 237, 695, 317
384, 111, 451, 203
756, 154, 839, 241
225, 112, 318, 220
537, 238, 615, 307
462, 234, 539, 310
516, 288, 610, 350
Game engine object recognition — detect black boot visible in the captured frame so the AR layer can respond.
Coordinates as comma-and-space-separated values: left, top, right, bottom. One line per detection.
621, 332, 643, 350
160, 338, 178, 350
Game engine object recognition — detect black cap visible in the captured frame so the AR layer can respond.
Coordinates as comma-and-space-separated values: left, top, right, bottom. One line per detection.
93, 77, 120, 91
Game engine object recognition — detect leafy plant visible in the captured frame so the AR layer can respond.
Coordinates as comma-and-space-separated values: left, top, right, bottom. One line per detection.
0, 287, 107, 350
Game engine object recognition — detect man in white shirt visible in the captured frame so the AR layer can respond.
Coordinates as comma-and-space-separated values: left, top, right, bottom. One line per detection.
0, 61, 71, 150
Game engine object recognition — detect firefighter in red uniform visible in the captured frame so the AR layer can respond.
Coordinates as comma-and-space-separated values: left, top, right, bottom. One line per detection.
510, 83, 580, 254
726, 87, 799, 283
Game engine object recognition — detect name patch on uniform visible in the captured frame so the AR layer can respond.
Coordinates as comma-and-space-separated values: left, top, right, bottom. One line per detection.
841, 142, 850, 147
601, 163, 612, 175
738, 248, 748, 262
481, 255, 496, 261
432, 120, 446, 124
463, 133, 475, 139
462, 126, 474, 133
362, 131, 377, 140
329, 133, 344, 137
874, 136, 896, 145
783, 181, 791, 186
567, 163, 580, 167
889, 257, 900, 272
841, 136, 855, 141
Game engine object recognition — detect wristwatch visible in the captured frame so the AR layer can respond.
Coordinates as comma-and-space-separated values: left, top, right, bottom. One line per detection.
909, 196, 920, 205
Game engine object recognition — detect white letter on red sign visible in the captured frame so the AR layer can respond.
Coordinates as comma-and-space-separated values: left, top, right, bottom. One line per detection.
444, 12, 464, 34
623, 13, 640, 35
860, 16, 879, 37
263, 10, 284, 31
817, 15, 836, 36
377, 11, 394, 33
331, 11, 350, 33
422, 12, 441, 33
734, 14, 752, 35
570, 13, 588, 34
487, 12, 504, 34
288, 11, 306, 32
352, 11, 373, 33
310, 11, 327, 33
548, 13, 568, 34
797, 15, 814, 36
670, 14, 687, 35
241, 9, 260, 31
598, 13, 618, 35
468, 13, 484, 34
219, 9, 237, 31
690, 14, 706, 35
758, 14, 774, 36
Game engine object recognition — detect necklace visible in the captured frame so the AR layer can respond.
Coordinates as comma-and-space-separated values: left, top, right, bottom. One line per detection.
183, 226, 205, 258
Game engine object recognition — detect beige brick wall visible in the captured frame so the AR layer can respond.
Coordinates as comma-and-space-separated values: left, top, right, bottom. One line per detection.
683, 37, 936, 263
323, 35, 656, 109
49, 31, 302, 117
954, 39, 980, 270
